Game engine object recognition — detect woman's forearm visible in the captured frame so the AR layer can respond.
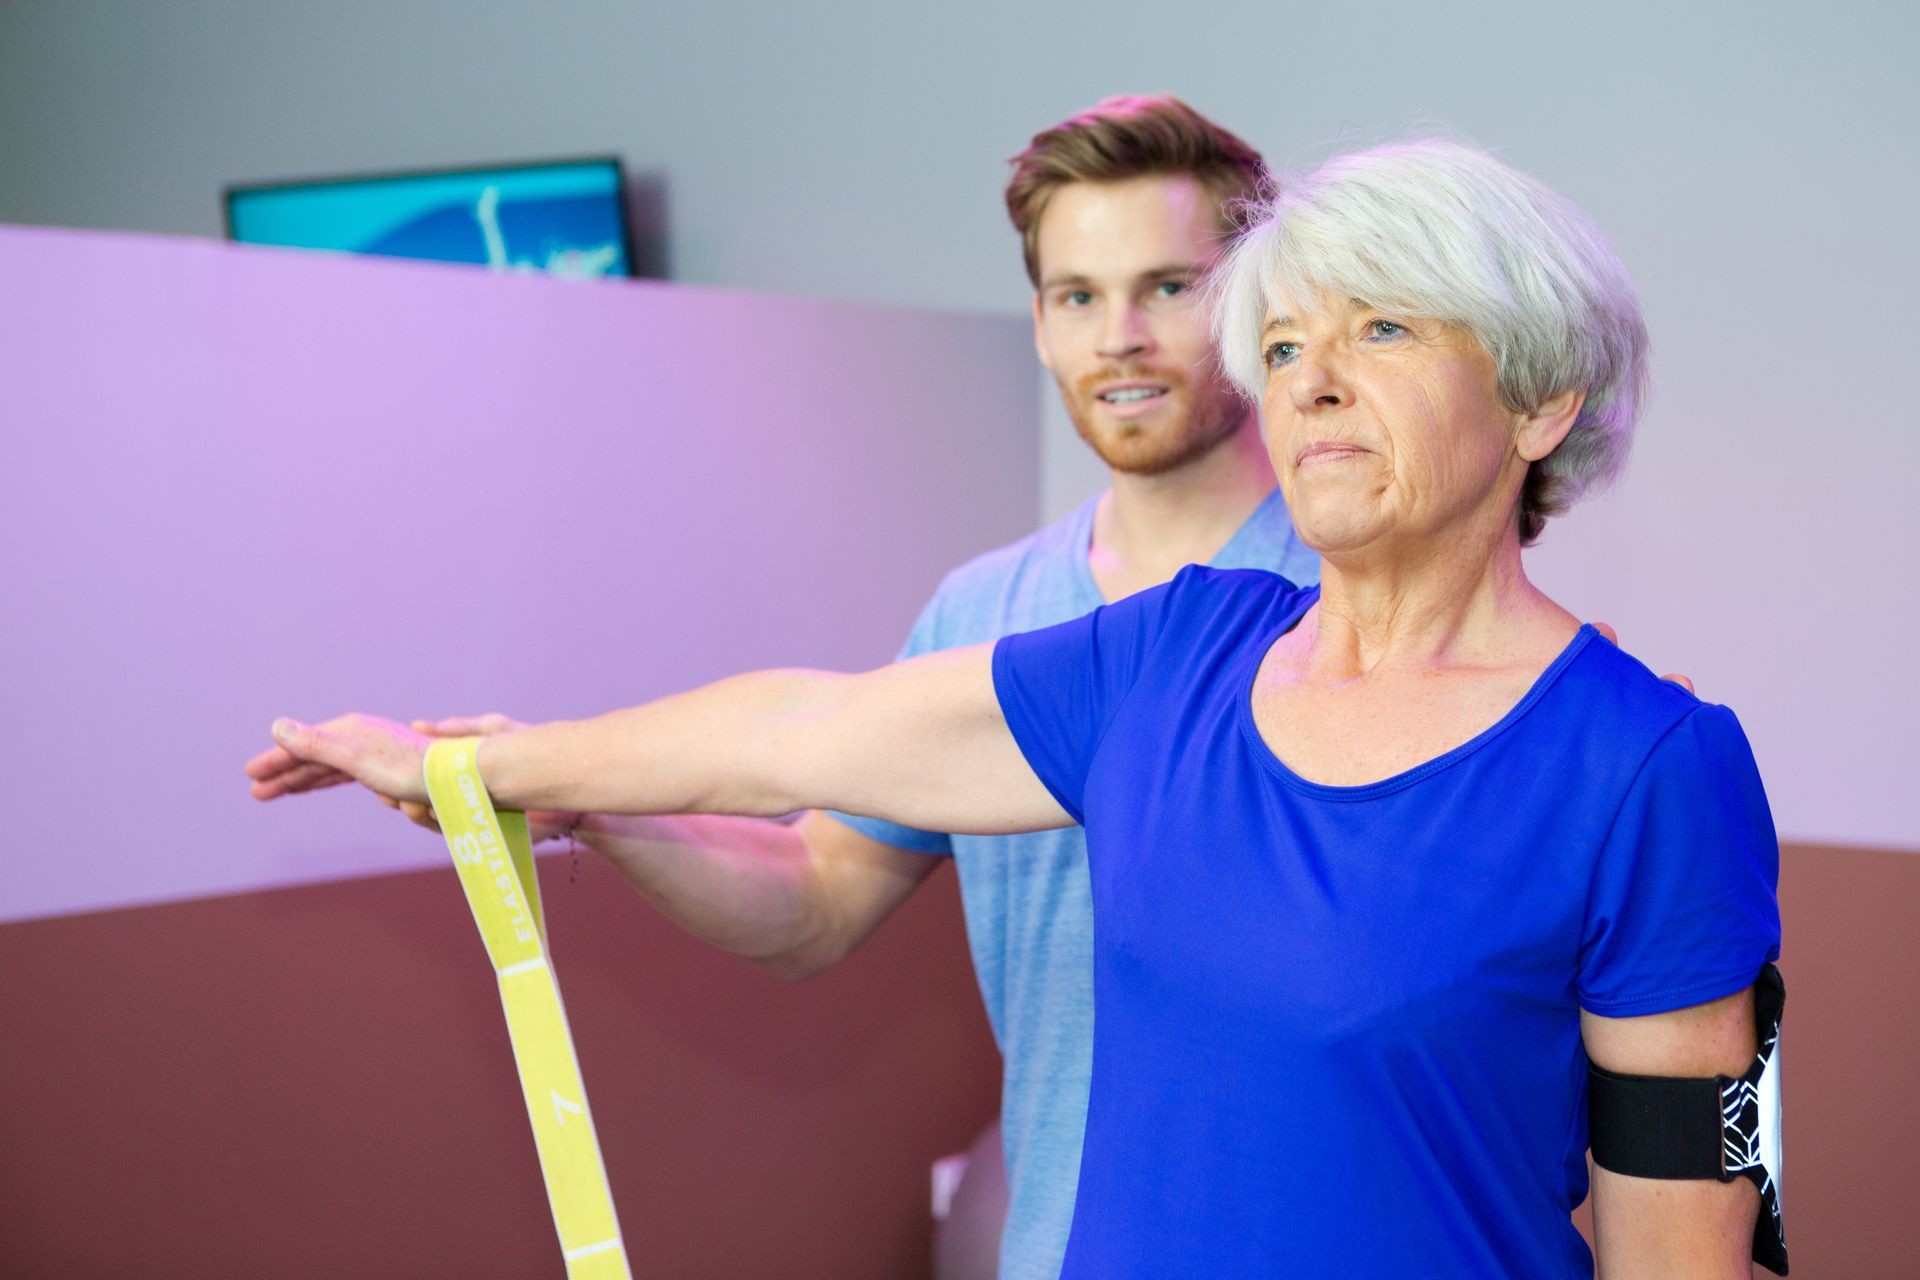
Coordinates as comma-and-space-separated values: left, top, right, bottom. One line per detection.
250, 644, 1061, 835
455, 644, 1062, 836
476, 669, 841, 818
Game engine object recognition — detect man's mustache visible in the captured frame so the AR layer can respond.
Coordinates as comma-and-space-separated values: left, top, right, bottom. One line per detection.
1071, 366, 1187, 398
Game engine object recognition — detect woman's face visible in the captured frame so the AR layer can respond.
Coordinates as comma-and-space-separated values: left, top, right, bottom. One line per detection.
1257, 290, 1544, 562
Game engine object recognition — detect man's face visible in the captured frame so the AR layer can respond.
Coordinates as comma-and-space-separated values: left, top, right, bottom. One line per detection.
1032, 174, 1248, 476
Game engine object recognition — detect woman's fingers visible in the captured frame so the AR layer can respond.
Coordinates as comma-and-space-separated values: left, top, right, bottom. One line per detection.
242, 743, 300, 781
248, 759, 356, 800
269, 718, 351, 774
263, 714, 430, 804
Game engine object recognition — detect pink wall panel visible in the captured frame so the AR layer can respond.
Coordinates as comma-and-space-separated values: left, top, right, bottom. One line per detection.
0, 225, 1037, 923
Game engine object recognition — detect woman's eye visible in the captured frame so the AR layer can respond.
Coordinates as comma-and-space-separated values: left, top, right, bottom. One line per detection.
1154, 280, 1186, 299
1367, 319, 1406, 339
1263, 342, 1299, 370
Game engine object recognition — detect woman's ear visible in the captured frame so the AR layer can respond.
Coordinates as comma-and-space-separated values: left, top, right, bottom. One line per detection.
1516, 388, 1587, 462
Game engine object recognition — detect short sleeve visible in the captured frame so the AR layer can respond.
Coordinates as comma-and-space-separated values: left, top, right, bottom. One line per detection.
991, 571, 1185, 825
824, 587, 956, 856
1578, 703, 1783, 1017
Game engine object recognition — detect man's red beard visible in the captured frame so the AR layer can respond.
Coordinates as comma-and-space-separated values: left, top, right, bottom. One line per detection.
1059, 365, 1250, 477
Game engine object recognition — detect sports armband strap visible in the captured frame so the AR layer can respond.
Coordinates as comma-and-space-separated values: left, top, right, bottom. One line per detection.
1589, 963, 1786, 1275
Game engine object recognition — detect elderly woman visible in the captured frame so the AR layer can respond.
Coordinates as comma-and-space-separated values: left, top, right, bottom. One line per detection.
251, 140, 1781, 1277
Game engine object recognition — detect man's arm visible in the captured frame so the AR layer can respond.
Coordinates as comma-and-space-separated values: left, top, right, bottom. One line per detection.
1582, 990, 1761, 1279
386, 714, 940, 980
568, 809, 939, 980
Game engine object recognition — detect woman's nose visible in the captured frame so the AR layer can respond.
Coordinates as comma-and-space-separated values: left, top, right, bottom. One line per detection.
1288, 350, 1348, 412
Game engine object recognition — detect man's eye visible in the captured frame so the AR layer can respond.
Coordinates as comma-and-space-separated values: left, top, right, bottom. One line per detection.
1061, 290, 1094, 308
1264, 342, 1299, 370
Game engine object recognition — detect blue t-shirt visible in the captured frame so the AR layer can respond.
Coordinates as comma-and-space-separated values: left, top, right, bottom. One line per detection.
831, 492, 1318, 1280
992, 566, 1781, 1280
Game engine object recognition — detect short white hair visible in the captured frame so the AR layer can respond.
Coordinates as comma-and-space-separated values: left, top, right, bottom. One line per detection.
1210, 138, 1649, 542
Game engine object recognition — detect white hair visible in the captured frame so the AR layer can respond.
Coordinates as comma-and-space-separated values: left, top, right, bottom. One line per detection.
1210, 138, 1650, 542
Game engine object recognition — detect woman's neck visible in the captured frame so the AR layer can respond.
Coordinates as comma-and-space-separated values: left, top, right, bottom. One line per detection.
1303, 515, 1572, 677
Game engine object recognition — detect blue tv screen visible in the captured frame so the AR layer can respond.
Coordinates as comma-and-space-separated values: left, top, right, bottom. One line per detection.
225, 157, 631, 279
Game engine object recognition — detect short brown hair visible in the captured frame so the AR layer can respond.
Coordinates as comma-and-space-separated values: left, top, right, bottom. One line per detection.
1005, 94, 1268, 287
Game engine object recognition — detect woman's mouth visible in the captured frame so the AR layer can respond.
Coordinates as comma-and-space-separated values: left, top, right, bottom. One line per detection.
1295, 441, 1370, 467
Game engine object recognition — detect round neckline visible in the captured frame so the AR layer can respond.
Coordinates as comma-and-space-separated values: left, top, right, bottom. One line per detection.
1235, 612, 1599, 802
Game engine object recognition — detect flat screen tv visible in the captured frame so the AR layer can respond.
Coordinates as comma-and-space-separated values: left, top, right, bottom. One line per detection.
225, 157, 632, 279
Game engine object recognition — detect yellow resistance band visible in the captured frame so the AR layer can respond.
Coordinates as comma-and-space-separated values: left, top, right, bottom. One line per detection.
424, 738, 631, 1280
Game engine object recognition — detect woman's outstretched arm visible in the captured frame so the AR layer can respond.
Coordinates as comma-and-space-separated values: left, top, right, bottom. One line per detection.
247, 643, 1073, 837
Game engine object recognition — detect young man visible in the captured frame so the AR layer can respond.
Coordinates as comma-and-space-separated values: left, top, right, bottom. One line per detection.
397, 97, 1297, 1277
824, 97, 1309, 1278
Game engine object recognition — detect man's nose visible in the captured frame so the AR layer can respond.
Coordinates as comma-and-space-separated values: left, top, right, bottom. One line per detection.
1096, 301, 1152, 361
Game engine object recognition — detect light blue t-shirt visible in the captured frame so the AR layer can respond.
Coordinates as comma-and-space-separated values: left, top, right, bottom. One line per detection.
830, 489, 1317, 1280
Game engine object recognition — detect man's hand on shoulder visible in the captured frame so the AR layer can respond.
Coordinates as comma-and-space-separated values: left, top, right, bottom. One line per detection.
1591, 621, 1695, 695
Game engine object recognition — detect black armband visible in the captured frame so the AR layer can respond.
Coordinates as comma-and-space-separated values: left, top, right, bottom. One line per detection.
1588, 963, 1786, 1275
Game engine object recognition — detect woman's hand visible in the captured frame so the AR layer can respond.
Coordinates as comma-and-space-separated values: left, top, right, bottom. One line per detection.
244, 714, 433, 806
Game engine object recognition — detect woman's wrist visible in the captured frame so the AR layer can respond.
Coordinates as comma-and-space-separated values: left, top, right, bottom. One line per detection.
473, 726, 534, 809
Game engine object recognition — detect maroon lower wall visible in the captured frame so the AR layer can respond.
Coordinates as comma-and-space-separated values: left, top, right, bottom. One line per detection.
2, 843, 1912, 1277
0, 854, 1000, 1279
1763, 842, 1920, 1274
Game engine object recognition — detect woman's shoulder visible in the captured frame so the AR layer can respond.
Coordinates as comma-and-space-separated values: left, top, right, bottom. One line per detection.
1145, 564, 1317, 642
1560, 631, 1756, 769
1163, 562, 1316, 608
1178, 562, 1314, 592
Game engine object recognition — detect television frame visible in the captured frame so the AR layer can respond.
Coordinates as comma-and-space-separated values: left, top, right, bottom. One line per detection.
222, 154, 637, 279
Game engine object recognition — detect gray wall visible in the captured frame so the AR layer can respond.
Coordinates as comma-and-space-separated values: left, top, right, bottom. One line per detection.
5, 3, 1913, 305
4, 0, 1915, 850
